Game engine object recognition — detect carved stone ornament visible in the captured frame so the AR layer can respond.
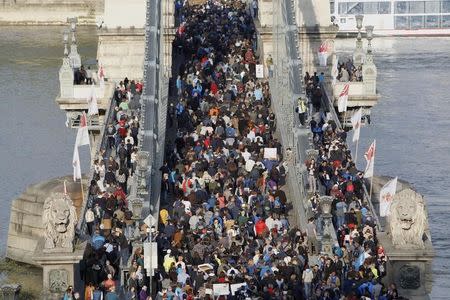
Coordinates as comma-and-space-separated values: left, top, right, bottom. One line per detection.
49, 269, 69, 293
43, 192, 77, 251
389, 189, 427, 249
399, 265, 420, 289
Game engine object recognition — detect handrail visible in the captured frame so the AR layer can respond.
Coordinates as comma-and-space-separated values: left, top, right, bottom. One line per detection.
76, 88, 116, 235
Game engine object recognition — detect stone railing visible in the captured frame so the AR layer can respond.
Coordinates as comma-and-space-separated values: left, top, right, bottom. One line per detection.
264, 0, 314, 232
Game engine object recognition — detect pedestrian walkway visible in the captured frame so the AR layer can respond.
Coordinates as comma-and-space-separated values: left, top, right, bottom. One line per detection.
151, 1, 309, 299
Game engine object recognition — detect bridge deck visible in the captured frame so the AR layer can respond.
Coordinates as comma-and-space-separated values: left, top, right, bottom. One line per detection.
76, 1, 391, 299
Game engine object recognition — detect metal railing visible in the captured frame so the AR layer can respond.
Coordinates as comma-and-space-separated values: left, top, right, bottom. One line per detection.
138, 0, 168, 221
76, 89, 117, 235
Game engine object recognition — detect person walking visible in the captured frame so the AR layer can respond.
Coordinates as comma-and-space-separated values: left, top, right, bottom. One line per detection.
307, 159, 317, 193
306, 218, 318, 255
295, 97, 308, 126
105, 286, 119, 300
302, 266, 314, 299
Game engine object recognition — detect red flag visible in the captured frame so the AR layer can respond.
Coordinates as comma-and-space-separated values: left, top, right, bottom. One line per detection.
319, 42, 328, 53
338, 83, 349, 112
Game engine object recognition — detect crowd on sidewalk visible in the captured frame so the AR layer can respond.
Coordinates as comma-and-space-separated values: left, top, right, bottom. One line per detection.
300, 71, 402, 299
72, 78, 155, 300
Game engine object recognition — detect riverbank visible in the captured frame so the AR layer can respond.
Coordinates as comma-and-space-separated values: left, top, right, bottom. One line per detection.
0, 258, 42, 299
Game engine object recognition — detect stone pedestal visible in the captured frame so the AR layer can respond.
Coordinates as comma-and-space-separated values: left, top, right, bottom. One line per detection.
379, 233, 434, 300
59, 57, 74, 99
33, 240, 84, 300
298, 25, 338, 74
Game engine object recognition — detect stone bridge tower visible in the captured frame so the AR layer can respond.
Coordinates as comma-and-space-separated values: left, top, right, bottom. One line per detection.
258, 0, 337, 74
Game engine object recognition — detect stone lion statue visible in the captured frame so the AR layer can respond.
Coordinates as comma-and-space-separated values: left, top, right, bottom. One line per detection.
42, 192, 77, 250
389, 189, 427, 249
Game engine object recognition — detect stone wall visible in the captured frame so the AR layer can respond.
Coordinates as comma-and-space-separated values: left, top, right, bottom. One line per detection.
6, 176, 85, 266
0, 0, 104, 25
97, 30, 145, 82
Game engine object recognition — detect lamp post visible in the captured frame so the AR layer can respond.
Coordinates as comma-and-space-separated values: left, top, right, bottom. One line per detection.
365, 25, 375, 64
319, 196, 334, 255
67, 17, 81, 69
63, 29, 69, 57
59, 29, 74, 99
137, 151, 150, 196
353, 14, 365, 65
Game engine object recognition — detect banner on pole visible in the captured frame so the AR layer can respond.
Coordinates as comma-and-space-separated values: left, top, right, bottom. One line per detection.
364, 140, 376, 178
338, 83, 349, 112
379, 177, 398, 217
351, 108, 362, 142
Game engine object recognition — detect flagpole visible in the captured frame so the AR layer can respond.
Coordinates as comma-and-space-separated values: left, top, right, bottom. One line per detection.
369, 141, 376, 201
80, 177, 85, 204
343, 110, 347, 129
354, 138, 359, 165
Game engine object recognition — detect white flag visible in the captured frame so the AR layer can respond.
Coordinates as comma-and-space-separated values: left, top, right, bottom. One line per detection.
338, 83, 349, 112
364, 140, 376, 178
75, 112, 90, 147
351, 108, 362, 142
72, 144, 82, 181
379, 177, 398, 217
331, 56, 339, 85
87, 84, 99, 116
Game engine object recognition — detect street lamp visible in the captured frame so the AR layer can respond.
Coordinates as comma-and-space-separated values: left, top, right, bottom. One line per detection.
137, 151, 150, 195
353, 15, 364, 65
319, 195, 334, 255
67, 17, 81, 69
365, 25, 374, 54
365, 25, 375, 64
63, 29, 69, 56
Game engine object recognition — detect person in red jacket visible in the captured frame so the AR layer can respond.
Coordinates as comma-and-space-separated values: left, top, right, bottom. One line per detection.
255, 219, 268, 237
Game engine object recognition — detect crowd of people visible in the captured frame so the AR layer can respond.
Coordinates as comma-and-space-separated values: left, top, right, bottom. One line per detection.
301, 73, 401, 298
71, 77, 155, 300
65, 1, 403, 299
337, 59, 362, 83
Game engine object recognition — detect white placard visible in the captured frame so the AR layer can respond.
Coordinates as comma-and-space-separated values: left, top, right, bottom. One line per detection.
264, 148, 277, 160
256, 64, 264, 78
197, 263, 214, 273
205, 288, 213, 295
230, 283, 247, 295
213, 283, 230, 296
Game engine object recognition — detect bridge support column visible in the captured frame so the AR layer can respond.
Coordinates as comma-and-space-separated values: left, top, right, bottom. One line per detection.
33, 245, 84, 300
297, 26, 338, 74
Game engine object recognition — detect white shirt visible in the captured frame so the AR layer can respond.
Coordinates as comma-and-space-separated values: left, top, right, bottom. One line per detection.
245, 159, 255, 172
85, 209, 95, 223
242, 150, 251, 162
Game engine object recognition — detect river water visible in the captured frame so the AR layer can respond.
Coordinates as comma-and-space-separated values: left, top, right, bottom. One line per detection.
0, 27, 448, 297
